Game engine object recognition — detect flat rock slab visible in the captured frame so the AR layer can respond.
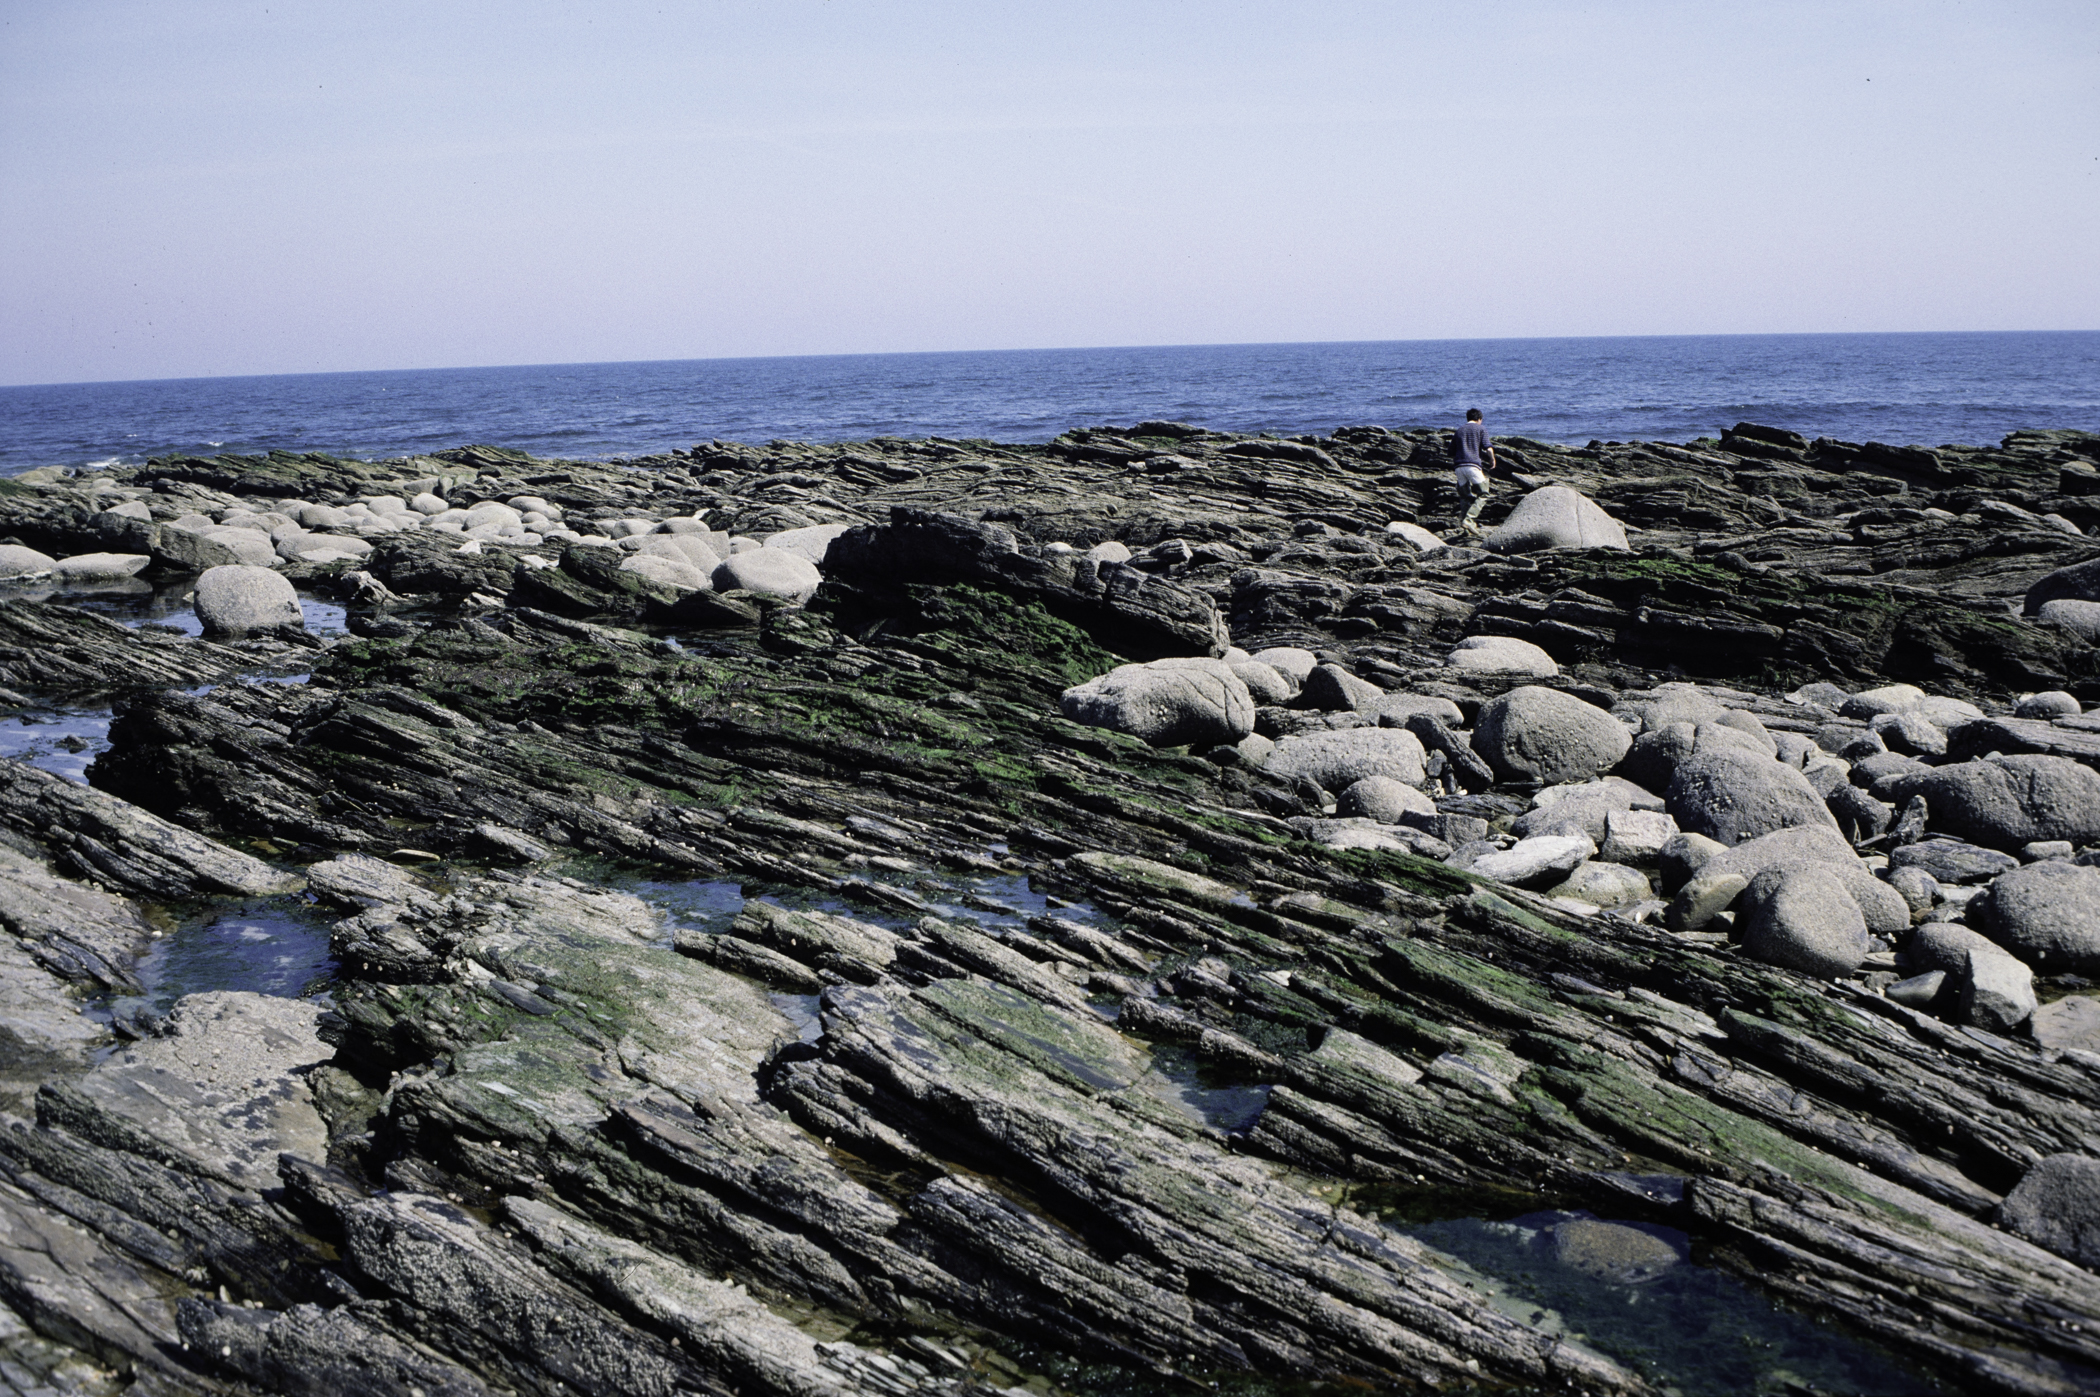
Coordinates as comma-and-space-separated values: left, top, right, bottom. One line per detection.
0, 757, 297, 899
73, 991, 332, 1189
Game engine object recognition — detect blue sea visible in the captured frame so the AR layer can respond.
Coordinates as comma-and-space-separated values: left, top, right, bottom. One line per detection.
2, 331, 2094, 477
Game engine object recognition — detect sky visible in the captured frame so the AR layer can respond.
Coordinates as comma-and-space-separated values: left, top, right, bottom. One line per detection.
2, 0, 2095, 387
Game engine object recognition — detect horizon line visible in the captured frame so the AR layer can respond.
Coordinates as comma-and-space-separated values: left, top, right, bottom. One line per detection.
7, 327, 2097, 394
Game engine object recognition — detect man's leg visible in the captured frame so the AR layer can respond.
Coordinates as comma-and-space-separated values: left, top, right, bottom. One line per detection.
1460, 483, 1489, 533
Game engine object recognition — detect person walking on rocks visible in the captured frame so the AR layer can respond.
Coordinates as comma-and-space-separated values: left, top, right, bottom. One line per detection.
1451, 407, 1498, 537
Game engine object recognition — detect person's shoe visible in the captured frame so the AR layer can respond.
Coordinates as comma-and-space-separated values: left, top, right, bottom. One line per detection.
1461, 521, 1483, 538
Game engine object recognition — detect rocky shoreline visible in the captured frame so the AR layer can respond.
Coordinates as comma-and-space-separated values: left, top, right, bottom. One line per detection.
1, 421, 2099, 1395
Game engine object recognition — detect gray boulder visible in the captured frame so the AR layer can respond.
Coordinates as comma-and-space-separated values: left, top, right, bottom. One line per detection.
2036, 599, 2100, 643
1667, 825, 1906, 935
1738, 866, 1871, 977
1885, 970, 1947, 1009
2031, 995, 2100, 1053
1877, 755, 2100, 851
1888, 839, 2019, 885
1484, 486, 1629, 552
1546, 861, 1653, 908
1061, 659, 1254, 749
157, 524, 279, 571
1300, 664, 1383, 713
764, 522, 853, 565
1978, 860, 2100, 973
1839, 683, 1926, 719
633, 533, 725, 573
0, 544, 58, 578
1335, 776, 1437, 823
1619, 684, 1725, 732
1771, 732, 1815, 767
1269, 728, 1428, 791
52, 551, 152, 581
1469, 834, 1596, 887
1903, 921, 2008, 976
1599, 808, 1680, 864
1384, 521, 1447, 553
1825, 783, 1895, 842
1228, 660, 1294, 705
620, 553, 710, 593
193, 564, 304, 638
2014, 690, 2082, 719
1666, 746, 1841, 846
1690, 720, 1775, 763
1445, 635, 1558, 676
1296, 818, 1450, 859
2025, 556, 2100, 615
1998, 1155, 2100, 1268
1885, 864, 1939, 916
1512, 778, 1659, 841
1960, 949, 2036, 1034
1472, 686, 1631, 786
1658, 831, 1728, 892
1620, 721, 1697, 791
712, 548, 823, 602
1871, 711, 1948, 758
1250, 647, 1316, 689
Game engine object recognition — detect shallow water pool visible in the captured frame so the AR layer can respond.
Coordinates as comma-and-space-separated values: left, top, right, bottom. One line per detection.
0, 707, 112, 783
98, 901, 338, 1029
1397, 1209, 1943, 1397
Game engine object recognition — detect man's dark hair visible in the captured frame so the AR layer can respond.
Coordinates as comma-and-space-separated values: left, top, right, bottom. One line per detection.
1465, 408, 1483, 421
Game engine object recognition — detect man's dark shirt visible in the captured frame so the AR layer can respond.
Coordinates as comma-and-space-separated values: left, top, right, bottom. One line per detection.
1453, 421, 1492, 467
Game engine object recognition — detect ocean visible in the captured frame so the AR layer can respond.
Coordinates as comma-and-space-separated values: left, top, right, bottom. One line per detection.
2, 330, 2094, 477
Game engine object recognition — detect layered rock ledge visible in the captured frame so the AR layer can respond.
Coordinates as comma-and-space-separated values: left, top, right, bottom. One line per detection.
0, 422, 2098, 1395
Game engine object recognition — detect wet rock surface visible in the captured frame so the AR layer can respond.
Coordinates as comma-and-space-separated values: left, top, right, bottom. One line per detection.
1, 424, 2099, 1394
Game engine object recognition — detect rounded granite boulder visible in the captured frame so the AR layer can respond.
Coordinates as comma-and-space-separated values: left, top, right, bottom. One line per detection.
1226, 659, 1294, 706
1484, 486, 1630, 553
619, 553, 710, 593
0, 544, 58, 579
1471, 686, 1632, 786
1738, 865, 1870, 977
712, 548, 823, 603
1444, 635, 1559, 676
2013, 690, 2082, 719
1877, 755, 2100, 851
1977, 860, 2100, 974
633, 533, 724, 573
1665, 746, 1840, 846
2024, 556, 2100, 616
2036, 599, 2100, 644
762, 523, 853, 566
1249, 647, 1316, 690
194, 564, 304, 638
1061, 658, 1255, 750
1267, 727, 1428, 792
1299, 664, 1384, 714
1334, 775, 1437, 823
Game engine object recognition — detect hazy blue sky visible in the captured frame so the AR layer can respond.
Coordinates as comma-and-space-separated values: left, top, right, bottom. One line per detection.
3, 1, 2094, 386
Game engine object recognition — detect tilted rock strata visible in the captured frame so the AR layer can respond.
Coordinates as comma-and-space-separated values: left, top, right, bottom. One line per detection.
0, 423, 2098, 1395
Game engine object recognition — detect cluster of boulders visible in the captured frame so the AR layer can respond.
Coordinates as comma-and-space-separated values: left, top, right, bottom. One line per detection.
0, 483, 868, 639
1064, 628, 2100, 1043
